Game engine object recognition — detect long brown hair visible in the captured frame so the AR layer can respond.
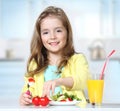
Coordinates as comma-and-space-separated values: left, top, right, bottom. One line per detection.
27, 6, 75, 76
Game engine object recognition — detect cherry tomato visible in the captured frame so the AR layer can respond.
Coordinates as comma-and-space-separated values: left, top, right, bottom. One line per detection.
32, 96, 40, 106
39, 96, 49, 106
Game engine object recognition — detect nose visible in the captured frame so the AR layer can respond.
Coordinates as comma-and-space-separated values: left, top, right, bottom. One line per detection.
50, 32, 56, 39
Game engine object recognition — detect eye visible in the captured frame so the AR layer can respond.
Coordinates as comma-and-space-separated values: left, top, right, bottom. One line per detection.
56, 29, 62, 32
42, 31, 48, 35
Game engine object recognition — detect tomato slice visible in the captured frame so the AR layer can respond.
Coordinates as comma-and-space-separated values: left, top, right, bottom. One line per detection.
28, 78, 35, 83
68, 98, 72, 101
60, 100, 66, 102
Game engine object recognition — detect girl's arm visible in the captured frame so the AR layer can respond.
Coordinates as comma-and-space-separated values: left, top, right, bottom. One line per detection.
57, 77, 74, 88
42, 77, 74, 97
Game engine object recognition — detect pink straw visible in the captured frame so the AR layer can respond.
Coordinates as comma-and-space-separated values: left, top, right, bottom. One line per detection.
100, 50, 116, 80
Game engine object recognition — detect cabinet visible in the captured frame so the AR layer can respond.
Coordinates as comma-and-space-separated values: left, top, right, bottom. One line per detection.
89, 60, 120, 103
0, 60, 26, 99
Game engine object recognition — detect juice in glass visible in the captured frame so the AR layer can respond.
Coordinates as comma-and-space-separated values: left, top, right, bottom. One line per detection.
87, 80, 104, 105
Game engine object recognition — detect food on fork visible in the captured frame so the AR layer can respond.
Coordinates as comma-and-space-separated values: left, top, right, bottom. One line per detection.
28, 77, 35, 85
26, 77, 35, 95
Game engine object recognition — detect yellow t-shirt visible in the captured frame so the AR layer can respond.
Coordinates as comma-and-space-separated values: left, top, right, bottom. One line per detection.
21, 53, 91, 103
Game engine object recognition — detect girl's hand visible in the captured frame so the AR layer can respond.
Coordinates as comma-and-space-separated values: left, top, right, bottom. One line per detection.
19, 92, 32, 106
42, 79, 59, 97
42, 77, 73, 97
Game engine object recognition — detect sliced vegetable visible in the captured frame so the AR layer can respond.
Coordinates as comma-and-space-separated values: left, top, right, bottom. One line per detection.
51, 92, 81, 102
60, 100, 66, 102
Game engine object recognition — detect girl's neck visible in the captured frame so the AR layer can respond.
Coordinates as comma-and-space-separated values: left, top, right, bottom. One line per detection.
48, 53, 62, 66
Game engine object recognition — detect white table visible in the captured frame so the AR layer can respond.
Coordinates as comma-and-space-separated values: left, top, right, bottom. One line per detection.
0, 98, 120, 111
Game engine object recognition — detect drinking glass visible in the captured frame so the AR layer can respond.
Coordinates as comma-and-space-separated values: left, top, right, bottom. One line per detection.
87, 74, 104, 106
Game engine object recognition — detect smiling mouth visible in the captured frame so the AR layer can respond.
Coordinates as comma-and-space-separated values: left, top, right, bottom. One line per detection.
49, 42, 59, 46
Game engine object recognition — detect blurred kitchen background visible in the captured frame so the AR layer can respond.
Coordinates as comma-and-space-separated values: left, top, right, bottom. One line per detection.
0, 0, 120, 105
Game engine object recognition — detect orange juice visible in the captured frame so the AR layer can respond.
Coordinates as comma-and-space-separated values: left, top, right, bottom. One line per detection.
87, 80, 104, 105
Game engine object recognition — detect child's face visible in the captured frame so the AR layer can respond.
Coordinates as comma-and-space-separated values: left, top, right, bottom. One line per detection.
40, 16, 67, 54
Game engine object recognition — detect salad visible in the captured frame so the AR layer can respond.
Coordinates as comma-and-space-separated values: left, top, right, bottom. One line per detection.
51, 92, 81, 102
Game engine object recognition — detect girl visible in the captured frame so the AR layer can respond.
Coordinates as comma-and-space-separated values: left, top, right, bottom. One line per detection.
19, 6, 91, 105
